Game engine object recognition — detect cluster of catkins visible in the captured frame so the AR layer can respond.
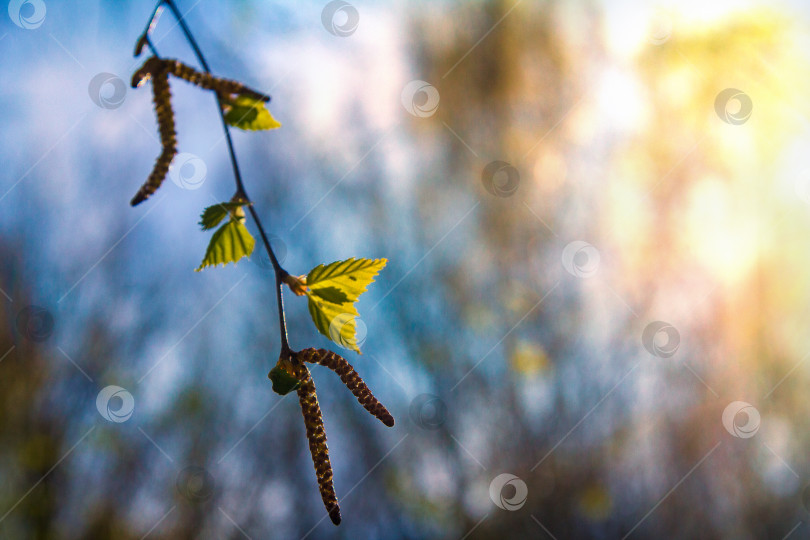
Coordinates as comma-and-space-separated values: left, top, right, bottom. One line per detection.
271, 348, 395, 525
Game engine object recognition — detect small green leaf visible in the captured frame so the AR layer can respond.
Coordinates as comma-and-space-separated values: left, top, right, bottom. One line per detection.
199, 202, 249, 231
304, 258, 387, 353
196, 219, 255, 271
223, 95, 281, 131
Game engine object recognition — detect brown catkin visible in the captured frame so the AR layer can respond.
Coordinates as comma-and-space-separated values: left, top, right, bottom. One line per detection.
295, 365, 342, 525
130, 56, 164, 89
130, 57, 177, 206
299, 348, 395, 428
163, 59, 269, 102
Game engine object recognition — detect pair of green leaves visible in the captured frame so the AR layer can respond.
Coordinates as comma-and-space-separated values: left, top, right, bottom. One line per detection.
196, 202, 255, 271
196, 202, 386, 353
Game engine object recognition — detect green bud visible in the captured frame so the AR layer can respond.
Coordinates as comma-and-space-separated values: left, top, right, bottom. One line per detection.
268, 365, 301, 395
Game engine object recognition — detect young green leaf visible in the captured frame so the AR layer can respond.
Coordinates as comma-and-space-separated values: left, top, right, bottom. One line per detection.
303, 258, 387, 353
223, 95, 281, 131
199, 201, 249, 231
196, 219, 255, 271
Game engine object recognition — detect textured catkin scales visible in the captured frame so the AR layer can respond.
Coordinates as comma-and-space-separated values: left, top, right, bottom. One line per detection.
299, 348, 395, 427
295, 364, 342, 525
163, 60, 269, 102
130, 58, 177, 206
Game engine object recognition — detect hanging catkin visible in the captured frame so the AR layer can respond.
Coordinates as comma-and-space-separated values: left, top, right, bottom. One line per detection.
299, 348, 395, 427
130, 57, 176, 206
294, 363, 342, 525
163, 59, 269, 102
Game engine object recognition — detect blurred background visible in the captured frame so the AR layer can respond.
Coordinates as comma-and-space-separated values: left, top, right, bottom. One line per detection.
2, 0, 810, 538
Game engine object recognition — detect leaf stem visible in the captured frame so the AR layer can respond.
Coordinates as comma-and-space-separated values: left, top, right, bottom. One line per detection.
140, 0, 292, 352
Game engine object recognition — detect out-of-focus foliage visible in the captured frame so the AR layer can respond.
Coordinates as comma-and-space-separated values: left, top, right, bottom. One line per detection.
2, 1, 810, 539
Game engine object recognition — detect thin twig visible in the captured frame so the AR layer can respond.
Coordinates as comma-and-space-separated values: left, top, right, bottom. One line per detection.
139, 0, 291, 352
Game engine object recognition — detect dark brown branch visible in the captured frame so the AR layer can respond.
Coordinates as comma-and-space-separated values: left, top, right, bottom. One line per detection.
134, 4, 395, 529
136, 0, 291, 352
